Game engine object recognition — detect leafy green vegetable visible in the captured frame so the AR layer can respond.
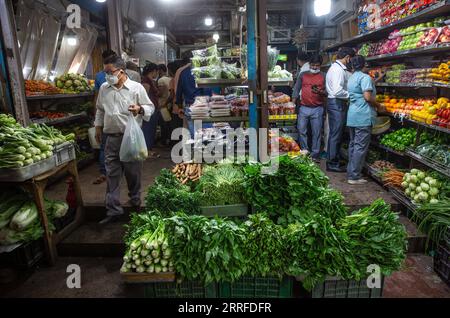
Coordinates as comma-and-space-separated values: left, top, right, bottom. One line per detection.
166, 213, 247, 284
145, 169, 200, 216
242, 213, 287, 278
195, 164, 245, 206
337, 199, 408, 277
244, 155, 345, 226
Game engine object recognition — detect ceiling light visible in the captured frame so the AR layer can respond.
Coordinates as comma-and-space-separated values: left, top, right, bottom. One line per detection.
213, 33, 220, 42
314, 0, 331, 17
146, 19, 155, 28
67, 37, 77, 46
205, 17, 213, 26
96, 0, 107, 3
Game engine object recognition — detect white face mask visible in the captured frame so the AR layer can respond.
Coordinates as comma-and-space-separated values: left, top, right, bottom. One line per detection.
106, 73, 120, 85
310, 69, 320, 74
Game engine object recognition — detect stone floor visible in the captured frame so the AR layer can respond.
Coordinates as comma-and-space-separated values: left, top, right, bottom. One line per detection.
1, 254, 448, 298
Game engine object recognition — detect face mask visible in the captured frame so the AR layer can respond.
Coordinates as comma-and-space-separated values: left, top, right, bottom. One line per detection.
310, 69, 320, 74
106, 72, 120, 85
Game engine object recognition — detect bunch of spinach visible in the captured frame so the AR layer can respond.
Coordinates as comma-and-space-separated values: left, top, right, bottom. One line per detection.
244, 155, 345, 226
195, 164, 246, 206
285, 214, 360, 291
241, 213, 287, 278
145, 169, 200, 216
337, 199, 408, 276
166, 213, 247, 284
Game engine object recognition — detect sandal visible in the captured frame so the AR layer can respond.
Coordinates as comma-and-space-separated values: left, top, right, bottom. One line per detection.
148, 151, 161, 158
93, 175, 107, 185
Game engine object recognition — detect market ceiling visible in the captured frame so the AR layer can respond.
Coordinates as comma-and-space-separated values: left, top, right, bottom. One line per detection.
132, 0, 305, 44
136, 0, 305, 12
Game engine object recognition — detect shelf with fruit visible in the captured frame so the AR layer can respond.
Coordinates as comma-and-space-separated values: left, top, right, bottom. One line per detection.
327, 0, 450, 51
356, 16, 450, 61
377, 93, 435, 117
25, 74, 94, 99
377, 61, 450, 86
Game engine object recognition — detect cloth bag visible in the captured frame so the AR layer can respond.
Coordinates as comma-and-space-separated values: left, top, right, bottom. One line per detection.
120, 114, 148, 162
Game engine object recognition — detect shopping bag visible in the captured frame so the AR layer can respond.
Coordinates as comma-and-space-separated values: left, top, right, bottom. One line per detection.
119, 114, 148, 162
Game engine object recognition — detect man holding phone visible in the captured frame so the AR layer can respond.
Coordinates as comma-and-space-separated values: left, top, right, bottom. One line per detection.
94, 56, 155, 225
295, 54, 326, 163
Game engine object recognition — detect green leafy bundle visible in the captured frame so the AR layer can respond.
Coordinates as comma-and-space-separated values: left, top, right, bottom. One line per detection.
145, 169, 200, 216
166, 213, 247, 284
242, 213, 287, 278
286, 215, 359, 291
244, 155, 345, 226
195, 164, 245, 206
337, 199, 408, 276
413, 198, 450, 249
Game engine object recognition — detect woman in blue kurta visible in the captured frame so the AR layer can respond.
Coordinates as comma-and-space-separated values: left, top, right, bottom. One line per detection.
346, 55, 382, 185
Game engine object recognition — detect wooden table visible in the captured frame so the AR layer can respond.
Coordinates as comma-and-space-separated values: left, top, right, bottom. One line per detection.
0, 160, 85, 265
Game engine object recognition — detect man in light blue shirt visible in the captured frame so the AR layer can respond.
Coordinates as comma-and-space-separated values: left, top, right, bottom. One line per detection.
346, 55, 382, 185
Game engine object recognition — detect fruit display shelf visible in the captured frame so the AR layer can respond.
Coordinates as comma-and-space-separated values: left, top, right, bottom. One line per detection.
406, 149, 450, 178
366, 43, 450, 62
370, 140, 407, 157
26, 92, 94, 101
389, 186, 418, 212
30, 112, 88, 126
325, 0, 450, 52
381, 112, 450, 135
376, 82, 450, 89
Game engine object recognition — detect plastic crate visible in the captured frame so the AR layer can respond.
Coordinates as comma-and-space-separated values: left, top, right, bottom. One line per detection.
144, 281, 217, 298
311, 277, 384, 298
434, 243, 450, 287
54, 142, 76, 166
0, 239, 45, 269
219, 276, 293, 298
200, 204, 248, 217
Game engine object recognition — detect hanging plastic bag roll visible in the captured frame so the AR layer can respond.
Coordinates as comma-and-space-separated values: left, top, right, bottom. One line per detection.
119, 114, 148, 162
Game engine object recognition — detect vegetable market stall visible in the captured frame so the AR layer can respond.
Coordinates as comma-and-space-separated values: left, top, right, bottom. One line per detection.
119, 155, 408, 298
0, 115, 84, 266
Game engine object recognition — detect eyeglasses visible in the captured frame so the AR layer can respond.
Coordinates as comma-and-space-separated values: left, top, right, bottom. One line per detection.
105, 69, 122, 75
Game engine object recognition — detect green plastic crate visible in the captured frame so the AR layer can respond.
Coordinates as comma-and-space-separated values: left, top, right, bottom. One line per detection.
311, 277, 384, 298
144, 281, 217, 298
219, 276, 293, 298
200, 204, 248, 217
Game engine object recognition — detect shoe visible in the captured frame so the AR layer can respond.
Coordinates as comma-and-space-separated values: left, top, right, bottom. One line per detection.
326, 166, 346, 173
127, 200, 141, 209
98, 215, 122, 225
348, 179, 368, 185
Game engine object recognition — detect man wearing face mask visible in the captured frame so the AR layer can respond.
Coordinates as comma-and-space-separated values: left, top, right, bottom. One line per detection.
95, 56, 155, 225
325, 47, 355, 172
295, 54, 326, 163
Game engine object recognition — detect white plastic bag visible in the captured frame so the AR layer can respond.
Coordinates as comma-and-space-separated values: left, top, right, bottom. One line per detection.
120, 114, 148, 162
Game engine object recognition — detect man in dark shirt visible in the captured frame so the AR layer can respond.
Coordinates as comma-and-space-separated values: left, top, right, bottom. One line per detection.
175, 51, 212, 137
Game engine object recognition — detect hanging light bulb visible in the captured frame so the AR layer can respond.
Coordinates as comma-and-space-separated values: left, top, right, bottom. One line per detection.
96, 0, 107, 3
314, 0, 331, 17
67, 36, 77, 46
146, 19, 156, 28
205, 16, 213, 26
213, 33, 220, 42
